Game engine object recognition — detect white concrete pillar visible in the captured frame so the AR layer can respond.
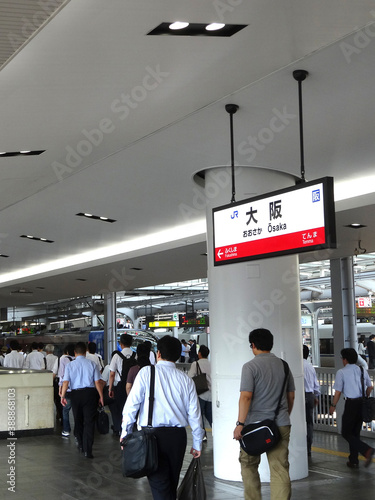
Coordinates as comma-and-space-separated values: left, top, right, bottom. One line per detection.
199, 166, 308, 482
104, 292, 117, 364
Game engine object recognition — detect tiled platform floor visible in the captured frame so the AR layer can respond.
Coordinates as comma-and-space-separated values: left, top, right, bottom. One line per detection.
0, 422, 374, 499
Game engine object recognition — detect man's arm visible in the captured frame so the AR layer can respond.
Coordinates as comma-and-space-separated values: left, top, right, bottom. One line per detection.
329, 390, 341, 414
60, 380, 70, 407
366, 384, 373, 397
108, 370, 116, 397
287, 391, 295, 414
233, 391, 252, 440
95, 379, 104, 407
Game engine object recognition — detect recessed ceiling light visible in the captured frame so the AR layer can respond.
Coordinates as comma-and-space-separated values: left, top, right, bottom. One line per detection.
345, 223, 367, 229
76, 212, 116, 223
205, 23, 225, 31
20, 235, 54, 243
0, 150, 45, 157
148, 22, 247, 37
169, 21, 189, 30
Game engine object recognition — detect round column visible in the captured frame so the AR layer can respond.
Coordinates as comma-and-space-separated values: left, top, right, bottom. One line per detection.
197, 166, 308, 482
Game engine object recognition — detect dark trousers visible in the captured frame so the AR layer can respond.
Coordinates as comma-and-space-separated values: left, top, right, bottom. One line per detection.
112, 384, 127, 434
305, 392, 315, 453
147, 427, 187, 500
70, 388, 98, 455
199, 397, 212, 428
341, 399, 372, 465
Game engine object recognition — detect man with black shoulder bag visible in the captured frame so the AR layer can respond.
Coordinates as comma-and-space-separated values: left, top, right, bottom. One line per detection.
233, 328, 295, 500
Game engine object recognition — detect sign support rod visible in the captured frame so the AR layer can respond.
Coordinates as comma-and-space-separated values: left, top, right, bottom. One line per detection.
293, 70, 309, 183
225, 104, 239, 203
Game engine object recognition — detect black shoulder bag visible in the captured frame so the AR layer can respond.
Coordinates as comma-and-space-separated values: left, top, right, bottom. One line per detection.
121, 365, 158, 478
192, 361, 209, 395
360, 366, 375, 423
240, 359, 289, 456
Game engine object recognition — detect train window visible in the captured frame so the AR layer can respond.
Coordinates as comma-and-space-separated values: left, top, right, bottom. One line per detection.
320, 338, 333, 355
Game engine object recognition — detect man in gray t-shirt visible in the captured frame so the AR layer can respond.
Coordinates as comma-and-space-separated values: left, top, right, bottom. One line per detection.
234, 328, 295, 500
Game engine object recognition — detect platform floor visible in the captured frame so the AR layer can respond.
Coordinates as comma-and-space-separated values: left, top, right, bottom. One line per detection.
1, 421, 374, 499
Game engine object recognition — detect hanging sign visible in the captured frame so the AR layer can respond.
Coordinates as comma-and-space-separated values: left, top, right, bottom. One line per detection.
357, 297, 372, 308
213, 176, 336, 265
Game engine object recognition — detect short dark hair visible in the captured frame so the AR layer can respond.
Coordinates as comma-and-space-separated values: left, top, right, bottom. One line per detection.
120, 333, 133, 347
74, 342, 87, 355
38, 342, 44, 350
370, 334, 375, 340
249, 328, 273, 351
64, 343, 75, 356
88, 342, 97, 354
31, 342, 39, 350
157, 335, 181, 362
303, 344, 309, 359
199, 345, 210, 358
341, 347, 358, 364
10, 340, 19, 350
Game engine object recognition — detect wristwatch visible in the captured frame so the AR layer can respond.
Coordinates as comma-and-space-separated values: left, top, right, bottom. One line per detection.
236, 421, 244, 426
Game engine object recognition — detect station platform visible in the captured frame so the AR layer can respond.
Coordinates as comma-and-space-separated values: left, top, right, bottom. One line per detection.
1, 423, 374, 499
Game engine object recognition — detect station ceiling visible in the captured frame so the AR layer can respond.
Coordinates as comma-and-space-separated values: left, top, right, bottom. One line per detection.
1, 1, 375, 309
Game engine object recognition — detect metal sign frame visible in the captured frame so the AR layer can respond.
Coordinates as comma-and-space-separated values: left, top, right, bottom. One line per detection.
212, 176, 336, 266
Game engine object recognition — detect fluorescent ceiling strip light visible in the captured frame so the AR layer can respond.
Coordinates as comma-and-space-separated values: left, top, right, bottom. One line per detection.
0, 220, 206, 284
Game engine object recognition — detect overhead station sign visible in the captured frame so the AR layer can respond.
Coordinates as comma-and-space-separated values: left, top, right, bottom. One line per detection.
213, 177, 336, 266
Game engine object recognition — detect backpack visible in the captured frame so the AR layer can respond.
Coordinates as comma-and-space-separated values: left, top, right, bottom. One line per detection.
115, 351, 137, 392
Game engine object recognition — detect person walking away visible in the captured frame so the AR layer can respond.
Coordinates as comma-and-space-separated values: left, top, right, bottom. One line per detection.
126, 342, 151, 395
329, 347, 374, 468
58, 344, 75, 437
3, 340, 24, 368
188, 344, 212, 441
366, 334, 375, 369
121, 335, 204, 500
303, 345, 320, 457
108, 333, 137, 436
233, 328, 295, 500
45, 344, 58, 371
25, 342, 45, 369
60, 342, 104, 458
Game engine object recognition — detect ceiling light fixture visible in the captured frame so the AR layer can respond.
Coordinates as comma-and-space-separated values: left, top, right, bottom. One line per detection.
20, 235, 54, 243
345, 223, 367, 229
148, 22, 247, 37
0, 254, 9, 258
0, 150, 45, 157
76, 212, 116, 223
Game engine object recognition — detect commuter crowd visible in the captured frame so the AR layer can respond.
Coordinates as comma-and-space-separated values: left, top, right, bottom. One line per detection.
1, 329, 374, 500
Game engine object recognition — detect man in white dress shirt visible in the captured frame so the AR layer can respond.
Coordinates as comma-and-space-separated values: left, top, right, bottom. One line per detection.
121, 335, 204, 500
45, 344, 58, 371
3, 340, 25, 368
25, 342, 45, 369
303, 345, 320, 457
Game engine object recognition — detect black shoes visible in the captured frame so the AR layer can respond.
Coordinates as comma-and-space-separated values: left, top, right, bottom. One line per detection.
346, 461, 359, 469
84, 453, 94, 459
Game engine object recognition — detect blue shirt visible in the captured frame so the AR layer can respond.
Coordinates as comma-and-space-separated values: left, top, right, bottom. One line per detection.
334, 363, 372, 398
63, 355, 101, 390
